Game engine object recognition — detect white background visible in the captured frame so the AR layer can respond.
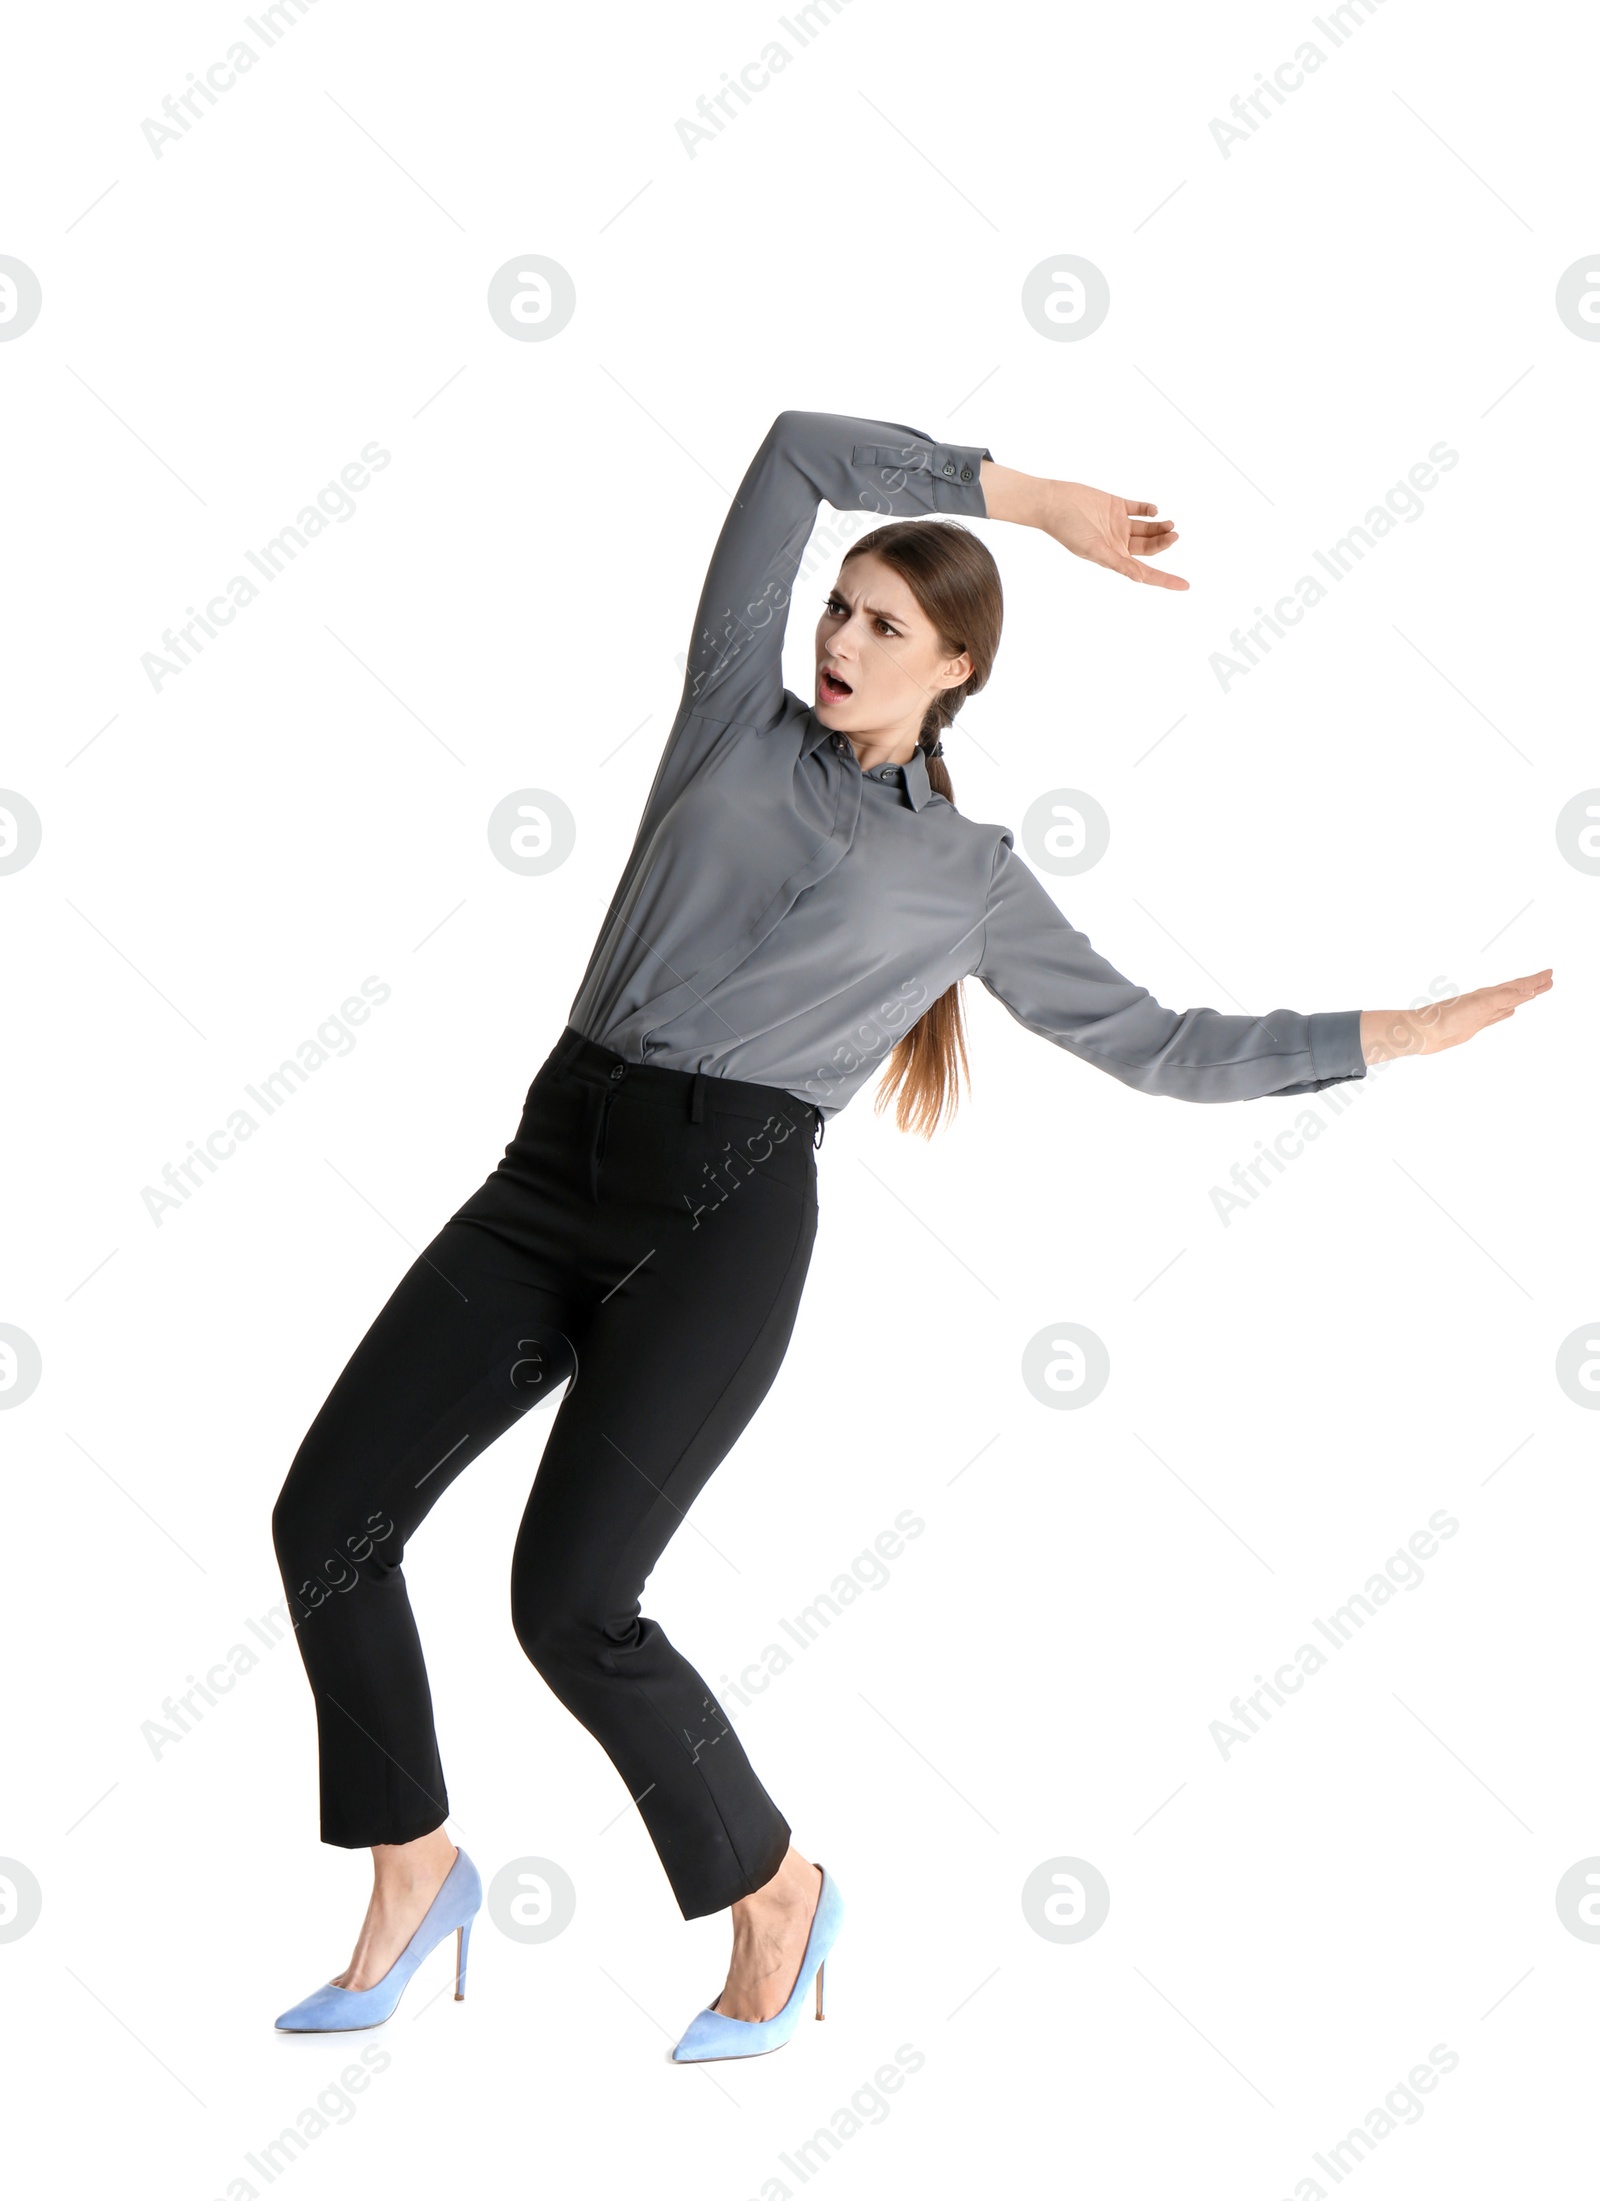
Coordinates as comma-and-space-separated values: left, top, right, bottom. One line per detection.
3, 1, 1596, 2194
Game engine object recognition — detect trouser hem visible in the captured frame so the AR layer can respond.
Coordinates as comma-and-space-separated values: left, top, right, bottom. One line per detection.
674, 1813, 793, 1921
319, 1807, 450, 1850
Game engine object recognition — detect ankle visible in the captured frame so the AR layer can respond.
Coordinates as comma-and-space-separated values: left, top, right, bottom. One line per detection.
735, 1857, 817, 1928
371, 1834, 456, 1901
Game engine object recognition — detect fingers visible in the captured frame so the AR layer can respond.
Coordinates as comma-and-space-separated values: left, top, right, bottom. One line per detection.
1446, 969, 1552, 1048
1122, 555, 1190, 591
1121, 500, 1159, 516
1488, 969, 1553, 1006
1122, 510, 1181, 582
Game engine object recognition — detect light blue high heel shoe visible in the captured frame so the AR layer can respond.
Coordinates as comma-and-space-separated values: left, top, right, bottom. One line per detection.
672, 1862, 843, 2063
274, 1845, 482, 2033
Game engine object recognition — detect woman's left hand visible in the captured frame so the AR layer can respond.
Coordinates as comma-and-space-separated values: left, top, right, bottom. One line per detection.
977, 461, 1189, 589
1361, 970, 1554, 1062
1041, 479, 1188, 591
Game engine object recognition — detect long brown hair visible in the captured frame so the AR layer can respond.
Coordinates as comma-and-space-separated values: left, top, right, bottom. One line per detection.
840, 520, 1003, 1137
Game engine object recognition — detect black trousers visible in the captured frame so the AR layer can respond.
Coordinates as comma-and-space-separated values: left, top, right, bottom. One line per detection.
270, 1026, 823, 1919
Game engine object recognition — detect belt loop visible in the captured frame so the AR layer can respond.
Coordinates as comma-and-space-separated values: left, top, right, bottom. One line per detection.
689, 1069, 708, 1124
812, 1106, 826, 1149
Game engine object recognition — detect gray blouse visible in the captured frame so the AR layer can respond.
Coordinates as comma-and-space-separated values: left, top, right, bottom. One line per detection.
565, 409, 1368, 1119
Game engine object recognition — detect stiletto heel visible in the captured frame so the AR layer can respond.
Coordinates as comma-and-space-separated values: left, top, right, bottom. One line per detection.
274, 1845, 483, 2033
672, 1862, 844, 2063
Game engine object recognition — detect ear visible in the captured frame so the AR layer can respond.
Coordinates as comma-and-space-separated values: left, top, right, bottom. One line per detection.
934, 649, 973, 693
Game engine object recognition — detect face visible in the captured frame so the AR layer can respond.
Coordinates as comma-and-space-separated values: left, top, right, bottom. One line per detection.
813, 553, 971, 742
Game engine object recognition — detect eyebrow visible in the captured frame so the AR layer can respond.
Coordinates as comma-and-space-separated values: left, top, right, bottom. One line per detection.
827, 589, 907, 626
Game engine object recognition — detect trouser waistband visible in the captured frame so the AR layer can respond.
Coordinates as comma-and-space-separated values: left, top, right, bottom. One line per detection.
547, 1027, 826, 1156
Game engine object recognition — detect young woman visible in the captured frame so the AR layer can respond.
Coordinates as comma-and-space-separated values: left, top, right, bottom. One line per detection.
270, 409, 1551, 2056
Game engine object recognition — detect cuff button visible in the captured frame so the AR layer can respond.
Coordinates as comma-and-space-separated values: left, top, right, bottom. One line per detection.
959, 465, 973, 481
942, 460, 955, 475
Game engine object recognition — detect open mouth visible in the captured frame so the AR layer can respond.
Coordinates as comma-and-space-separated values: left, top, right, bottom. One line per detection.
819, 667, 853, 701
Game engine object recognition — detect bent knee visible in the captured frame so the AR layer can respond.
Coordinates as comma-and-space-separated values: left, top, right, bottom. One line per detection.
271, 1477, 399, 1582
512, 1591, 639, 1680
511, 1597, 583, 1676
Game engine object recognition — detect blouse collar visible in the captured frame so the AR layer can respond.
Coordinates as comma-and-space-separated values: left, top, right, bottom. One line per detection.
801, 713, 935, 812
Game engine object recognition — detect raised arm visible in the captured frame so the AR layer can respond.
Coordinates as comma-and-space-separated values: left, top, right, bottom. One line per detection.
678, 409, 992, 734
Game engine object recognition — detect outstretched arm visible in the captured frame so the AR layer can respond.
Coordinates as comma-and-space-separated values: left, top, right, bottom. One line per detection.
972, 835, 1363, 1101
973, 836, 1554, 1100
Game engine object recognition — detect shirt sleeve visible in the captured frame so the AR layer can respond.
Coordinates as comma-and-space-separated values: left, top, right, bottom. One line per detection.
972, 831, 1368, 1101
675, 408, 992, 737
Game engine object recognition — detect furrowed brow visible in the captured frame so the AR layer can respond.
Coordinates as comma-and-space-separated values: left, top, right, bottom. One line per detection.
827, 584, 910, 628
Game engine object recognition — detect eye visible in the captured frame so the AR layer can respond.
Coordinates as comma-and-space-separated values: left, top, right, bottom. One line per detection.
821, 594, 899, 637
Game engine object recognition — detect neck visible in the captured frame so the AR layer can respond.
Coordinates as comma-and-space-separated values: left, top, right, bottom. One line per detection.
843, 724, 923, 771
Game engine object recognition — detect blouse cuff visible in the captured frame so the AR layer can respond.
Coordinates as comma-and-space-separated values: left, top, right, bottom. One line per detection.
1306, 1008, 1368, 1085
849, 435, 991, 514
